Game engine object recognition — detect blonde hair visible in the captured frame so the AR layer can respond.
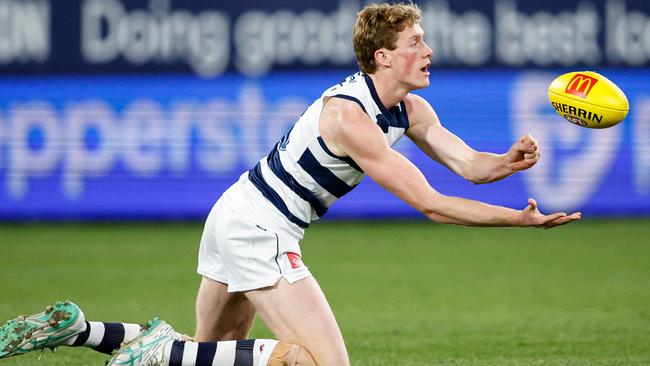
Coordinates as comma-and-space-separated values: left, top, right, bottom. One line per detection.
353, 2, 422, 74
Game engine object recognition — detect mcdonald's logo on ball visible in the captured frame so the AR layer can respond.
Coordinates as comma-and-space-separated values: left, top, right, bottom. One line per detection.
564, 73, 599, 98
548, 71, 629, 129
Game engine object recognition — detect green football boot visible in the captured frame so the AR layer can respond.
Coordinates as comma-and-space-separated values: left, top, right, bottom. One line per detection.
106, 317, 181, 366
0, 300, 86, 359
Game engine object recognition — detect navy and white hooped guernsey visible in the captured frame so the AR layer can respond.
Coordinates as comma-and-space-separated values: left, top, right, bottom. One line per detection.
248, 72, 410, 229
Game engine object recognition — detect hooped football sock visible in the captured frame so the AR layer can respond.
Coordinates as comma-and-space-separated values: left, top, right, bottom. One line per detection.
65, 321, 142, 354
168, 339, 279, 366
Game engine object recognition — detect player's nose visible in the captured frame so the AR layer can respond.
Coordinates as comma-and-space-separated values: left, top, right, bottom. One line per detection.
423, 41, 433, 59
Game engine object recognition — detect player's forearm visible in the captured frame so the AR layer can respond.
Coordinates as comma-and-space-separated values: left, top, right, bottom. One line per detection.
464, 152, 515, 184
421, 194, 523, 227
369, 152, 521, 227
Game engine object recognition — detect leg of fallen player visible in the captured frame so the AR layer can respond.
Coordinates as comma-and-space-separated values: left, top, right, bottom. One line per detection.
245, 277, 350, 366
136, 277, 340, 365
107, 317, 317, 365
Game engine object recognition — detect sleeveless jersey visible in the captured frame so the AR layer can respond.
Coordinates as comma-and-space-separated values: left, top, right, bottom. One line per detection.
247, 72, 410, 229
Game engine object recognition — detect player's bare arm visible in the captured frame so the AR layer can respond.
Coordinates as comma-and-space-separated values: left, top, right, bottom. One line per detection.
320, 97, 580, 228
404, 94, 540, 184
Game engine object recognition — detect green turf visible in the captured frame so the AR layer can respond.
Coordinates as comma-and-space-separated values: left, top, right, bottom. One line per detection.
0, 219, 649, 365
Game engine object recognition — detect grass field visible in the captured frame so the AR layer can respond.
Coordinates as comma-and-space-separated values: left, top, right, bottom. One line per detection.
1, 219, 649, 365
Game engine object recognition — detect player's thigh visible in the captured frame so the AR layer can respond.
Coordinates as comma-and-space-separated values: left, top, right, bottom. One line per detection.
195, 276, 256, 341
196, 198, 257, 340
245, 277, 349, 366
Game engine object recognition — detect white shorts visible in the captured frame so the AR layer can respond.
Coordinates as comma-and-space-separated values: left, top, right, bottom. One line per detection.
197, 175, 312, 292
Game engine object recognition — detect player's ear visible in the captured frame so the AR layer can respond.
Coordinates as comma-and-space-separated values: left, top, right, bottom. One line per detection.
374, 49, 391, 68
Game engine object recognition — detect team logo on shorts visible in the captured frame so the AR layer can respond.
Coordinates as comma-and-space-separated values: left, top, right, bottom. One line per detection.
287, 252, 303, 269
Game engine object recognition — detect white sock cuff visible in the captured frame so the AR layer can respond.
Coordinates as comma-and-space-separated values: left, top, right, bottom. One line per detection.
254, 339, 280, 366
123, 323, 142, 344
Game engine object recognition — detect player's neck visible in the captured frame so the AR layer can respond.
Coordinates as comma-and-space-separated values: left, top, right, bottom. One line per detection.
367, 73, 410, 109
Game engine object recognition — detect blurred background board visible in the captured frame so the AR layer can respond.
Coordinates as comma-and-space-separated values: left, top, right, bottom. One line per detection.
0, 69, 649, 219
1, 0, 650, 75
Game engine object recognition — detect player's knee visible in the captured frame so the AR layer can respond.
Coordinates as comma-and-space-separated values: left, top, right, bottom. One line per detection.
268, 342, 318, 366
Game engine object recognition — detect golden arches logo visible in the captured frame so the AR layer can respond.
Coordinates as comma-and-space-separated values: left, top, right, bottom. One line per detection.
565, 74, 599, 98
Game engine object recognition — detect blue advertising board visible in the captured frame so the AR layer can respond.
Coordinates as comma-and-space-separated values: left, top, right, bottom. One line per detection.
0, 69, 648, 219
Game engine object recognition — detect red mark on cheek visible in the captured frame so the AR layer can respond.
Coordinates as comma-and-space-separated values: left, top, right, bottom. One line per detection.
402, 52, 418, 75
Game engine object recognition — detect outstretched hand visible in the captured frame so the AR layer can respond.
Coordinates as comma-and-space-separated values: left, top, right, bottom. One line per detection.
506, 133, 540, 172
521, 198, 581, 228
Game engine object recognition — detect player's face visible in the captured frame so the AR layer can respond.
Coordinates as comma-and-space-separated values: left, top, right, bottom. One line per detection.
389, 23, 432, 90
